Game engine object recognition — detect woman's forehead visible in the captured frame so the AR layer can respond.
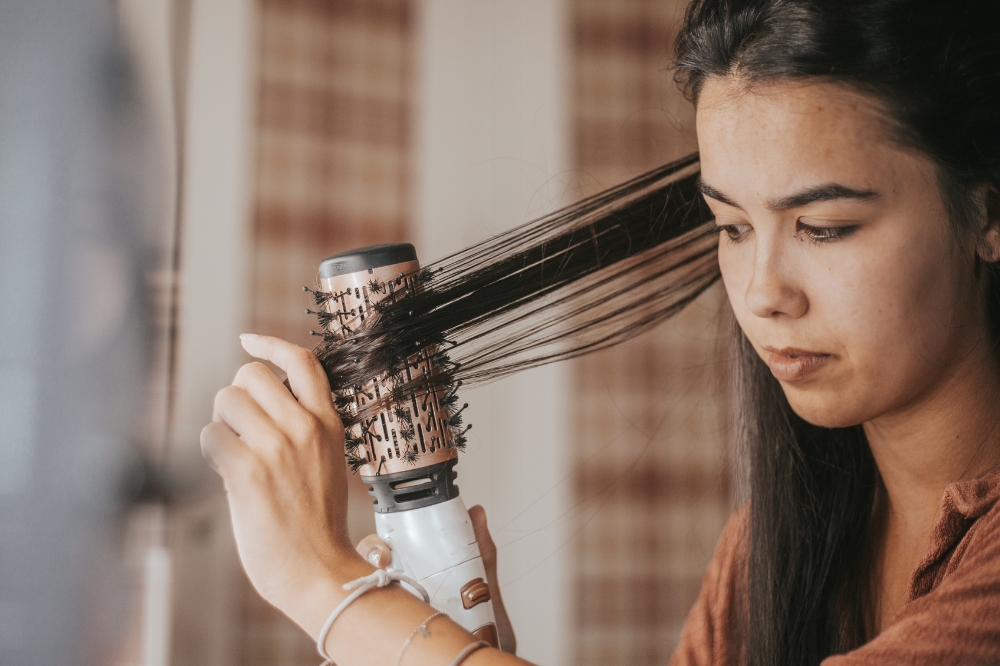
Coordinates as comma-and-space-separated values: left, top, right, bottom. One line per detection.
695, 77, 922, 204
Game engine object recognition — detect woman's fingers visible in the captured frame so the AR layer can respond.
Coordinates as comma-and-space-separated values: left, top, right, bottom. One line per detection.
233, 361, 302, 429
468, 505, 517, 654
239, 334, 336, 420
356, 534, 392, 569
213, 384, 284, 449
200, 420, 250, 479
195, 335, 367, 632
231, 361, 330, 449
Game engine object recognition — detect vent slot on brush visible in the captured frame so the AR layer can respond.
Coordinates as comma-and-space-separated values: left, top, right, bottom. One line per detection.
363, 459, 460, 514
391, 476, 438, 503
394, 486, 438, 505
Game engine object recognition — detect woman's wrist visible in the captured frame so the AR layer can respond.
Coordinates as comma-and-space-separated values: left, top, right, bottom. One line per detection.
285, 549, 527, 666
284, 550, 377, 640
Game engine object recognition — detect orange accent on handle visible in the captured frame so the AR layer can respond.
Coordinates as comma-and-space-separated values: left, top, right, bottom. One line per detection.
460, 578, 492, 610
471, 623, 499, 648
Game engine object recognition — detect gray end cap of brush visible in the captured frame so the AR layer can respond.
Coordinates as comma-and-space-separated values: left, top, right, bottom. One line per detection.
318, 243, 418, 278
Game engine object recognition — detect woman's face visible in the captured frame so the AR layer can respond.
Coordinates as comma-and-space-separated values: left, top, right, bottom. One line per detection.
697, 77, 986, 427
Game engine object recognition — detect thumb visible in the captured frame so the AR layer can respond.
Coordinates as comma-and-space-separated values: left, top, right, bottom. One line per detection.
468, 504, 498, 571
467, 505, 516, 654
356, 534, 392, 569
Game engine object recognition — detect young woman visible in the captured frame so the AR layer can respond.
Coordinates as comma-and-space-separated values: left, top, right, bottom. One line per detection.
200, 0, 1000, 664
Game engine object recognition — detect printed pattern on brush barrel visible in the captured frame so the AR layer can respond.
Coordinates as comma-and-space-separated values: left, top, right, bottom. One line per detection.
314, 253, 463, 477
310, 245, 497, 644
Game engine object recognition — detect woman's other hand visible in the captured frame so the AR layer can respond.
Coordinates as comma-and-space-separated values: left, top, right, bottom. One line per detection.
200, 334, 370, 628
355, 504, 518, 654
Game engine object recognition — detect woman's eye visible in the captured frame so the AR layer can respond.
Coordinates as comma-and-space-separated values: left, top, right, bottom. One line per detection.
797, 221, 858, 243
718, 223, 752, 243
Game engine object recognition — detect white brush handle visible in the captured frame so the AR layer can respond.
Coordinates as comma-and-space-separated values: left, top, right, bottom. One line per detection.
374, 496, 497, 639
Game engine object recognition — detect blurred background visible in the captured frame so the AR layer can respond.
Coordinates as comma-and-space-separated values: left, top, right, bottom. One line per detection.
0, 0, 732, 664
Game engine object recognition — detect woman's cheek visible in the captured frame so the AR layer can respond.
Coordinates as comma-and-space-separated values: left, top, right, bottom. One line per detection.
718, 240, 755, 325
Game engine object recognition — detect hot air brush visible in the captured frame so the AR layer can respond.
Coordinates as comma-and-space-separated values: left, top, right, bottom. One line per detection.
306, 243, 498, 648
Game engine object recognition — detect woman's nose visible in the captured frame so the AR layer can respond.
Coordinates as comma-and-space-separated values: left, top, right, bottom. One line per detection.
744, 242, 808, 319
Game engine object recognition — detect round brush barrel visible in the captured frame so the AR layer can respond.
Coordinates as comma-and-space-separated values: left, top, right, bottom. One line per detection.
317, 244, 499, 647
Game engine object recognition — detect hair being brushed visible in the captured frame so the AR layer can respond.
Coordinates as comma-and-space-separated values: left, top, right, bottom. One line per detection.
306, 153, 718, 431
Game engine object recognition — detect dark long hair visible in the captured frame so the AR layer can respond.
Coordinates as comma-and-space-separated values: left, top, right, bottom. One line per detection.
307, 2, 1000, 662
674, 1, 1000, 663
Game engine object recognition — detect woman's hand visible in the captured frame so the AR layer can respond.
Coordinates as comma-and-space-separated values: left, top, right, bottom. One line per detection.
200, 334, 371, 628
201, 335, 536, 666
356, 505, 518, 654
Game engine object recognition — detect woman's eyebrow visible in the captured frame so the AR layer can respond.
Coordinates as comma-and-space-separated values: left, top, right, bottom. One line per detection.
767, 184, 879, 211
698, 181, 743, 209
698, 180, 879, 212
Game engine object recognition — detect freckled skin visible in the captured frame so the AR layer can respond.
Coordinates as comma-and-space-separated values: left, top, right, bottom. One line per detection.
698, 77, 1000, 631
698, 79, 980, 428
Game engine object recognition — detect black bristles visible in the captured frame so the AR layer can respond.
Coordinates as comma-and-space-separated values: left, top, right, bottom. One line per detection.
445, 403, 469, 429
306, 309, 336, 328
309, 330, 338, 342
358, 420, 377, 440
402, 445, 419, 465
451, 428, 469, 451
387, 363, 405, 387
345, 433, 365, 452
334, 394, 357, 412
346, 452, 367, 472
303, 286, 333, 307
393, 405, 412, 423
439, 381, 463, 409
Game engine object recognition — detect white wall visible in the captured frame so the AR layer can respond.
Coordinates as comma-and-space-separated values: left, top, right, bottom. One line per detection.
172, 0, 257, 460
172, 2, 258, 665
121, 2, 259, 665
414, 2, 572, 664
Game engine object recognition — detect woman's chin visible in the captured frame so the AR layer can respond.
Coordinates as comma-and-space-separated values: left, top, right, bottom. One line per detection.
782, 389, 870, 429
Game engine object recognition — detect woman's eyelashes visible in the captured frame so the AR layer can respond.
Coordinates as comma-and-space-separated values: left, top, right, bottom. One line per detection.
716, 220, 859, 244
796, 219, 859, 243
719, 223, 752, 243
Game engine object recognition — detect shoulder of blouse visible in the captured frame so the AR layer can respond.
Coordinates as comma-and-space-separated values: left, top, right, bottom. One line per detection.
669, 504, 748, 666
824, 474, 1000, 666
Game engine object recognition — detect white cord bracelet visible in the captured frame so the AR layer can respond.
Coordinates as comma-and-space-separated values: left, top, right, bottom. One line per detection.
316, 568, 431, 665
448, 640, 491, 666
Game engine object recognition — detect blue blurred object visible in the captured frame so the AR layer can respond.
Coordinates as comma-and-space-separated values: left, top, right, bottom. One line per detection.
0, 1, 159, 664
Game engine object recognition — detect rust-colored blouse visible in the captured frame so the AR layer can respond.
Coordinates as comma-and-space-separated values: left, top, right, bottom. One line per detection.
671, 465, 1000, 665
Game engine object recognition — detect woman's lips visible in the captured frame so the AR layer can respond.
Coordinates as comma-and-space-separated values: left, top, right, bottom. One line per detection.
765, 347, 832, 382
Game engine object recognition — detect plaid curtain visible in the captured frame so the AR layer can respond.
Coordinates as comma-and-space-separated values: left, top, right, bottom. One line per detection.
252, 0, 413, 348
241, 1, 413, 663
570, 1, 733, 663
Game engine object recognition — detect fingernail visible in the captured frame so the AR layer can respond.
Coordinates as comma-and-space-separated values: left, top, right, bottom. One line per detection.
367, 549, 381, 566
240, 333, 258, 341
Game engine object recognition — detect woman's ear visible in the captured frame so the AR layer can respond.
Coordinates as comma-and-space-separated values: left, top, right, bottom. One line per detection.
977, 185, 1000, 263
